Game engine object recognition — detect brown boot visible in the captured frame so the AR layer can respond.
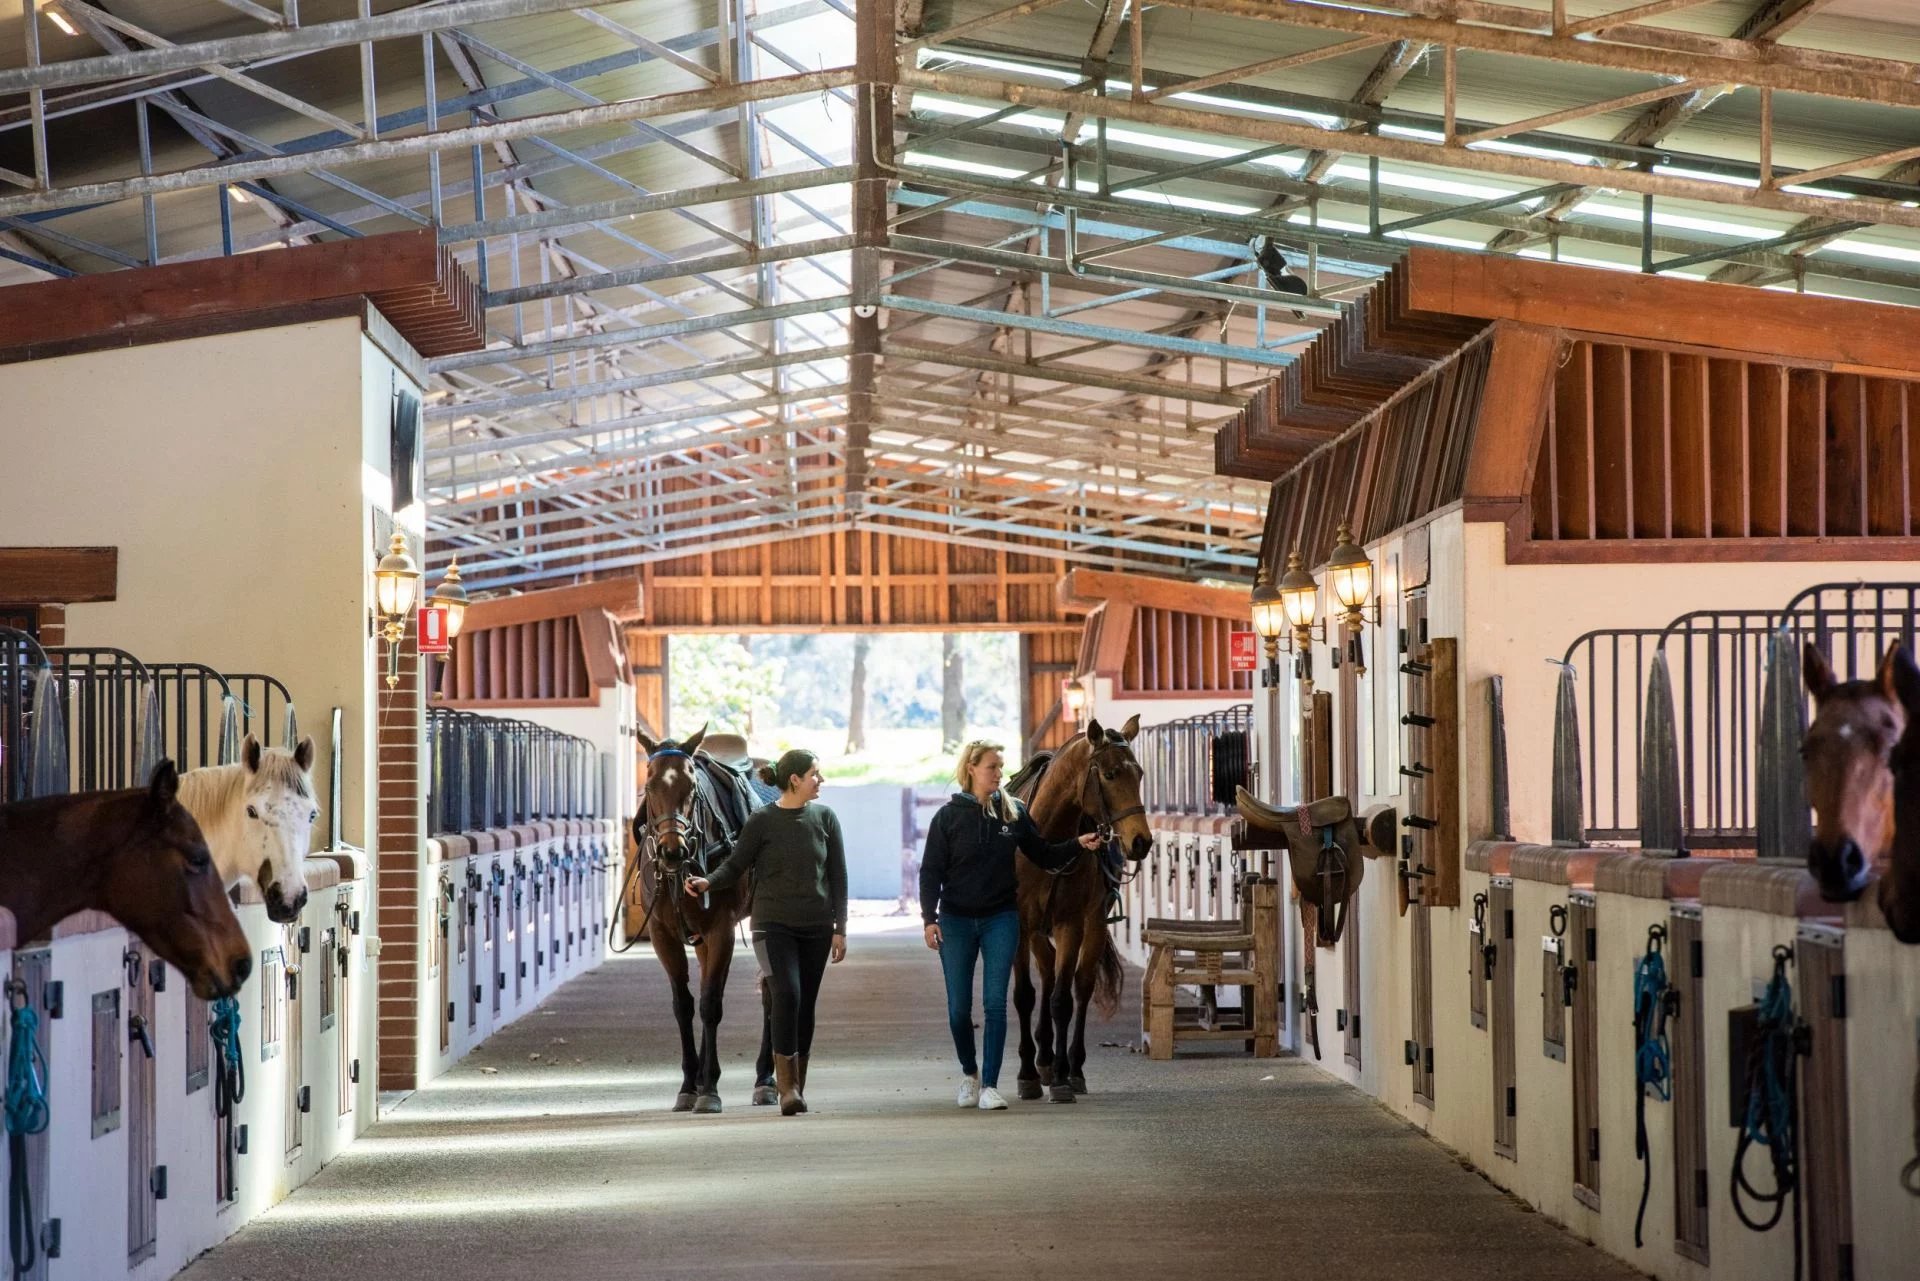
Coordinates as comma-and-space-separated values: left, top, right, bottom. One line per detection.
795, 1054, 810, 1111
774, 1053, 803, 1116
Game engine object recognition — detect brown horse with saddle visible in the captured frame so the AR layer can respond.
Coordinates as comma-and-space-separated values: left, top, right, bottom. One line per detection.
1007, 716, 1154, 1102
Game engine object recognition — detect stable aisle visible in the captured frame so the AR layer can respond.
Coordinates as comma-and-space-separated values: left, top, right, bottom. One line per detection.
177, 926, 1640, 1280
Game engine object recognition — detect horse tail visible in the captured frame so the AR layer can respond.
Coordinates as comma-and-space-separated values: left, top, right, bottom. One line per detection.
1092, 927, 1125, 1018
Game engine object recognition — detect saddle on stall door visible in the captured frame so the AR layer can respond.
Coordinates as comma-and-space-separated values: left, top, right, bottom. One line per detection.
1233, 787, 1395, 946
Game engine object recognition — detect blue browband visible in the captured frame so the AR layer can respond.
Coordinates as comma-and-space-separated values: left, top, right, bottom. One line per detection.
649, 748, 691, 761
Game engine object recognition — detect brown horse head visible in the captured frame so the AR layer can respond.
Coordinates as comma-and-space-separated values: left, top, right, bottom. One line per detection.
1079, 715, 1153, 861
634, 724, 707, 869
1802, 642, 1919, 904
103, 761, 254, 1000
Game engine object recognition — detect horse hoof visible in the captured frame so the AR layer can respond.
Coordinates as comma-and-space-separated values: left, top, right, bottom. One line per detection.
1047, 1084, 1076, 1104
693, 1094, 722, 1114
1037, 1064, 1055, 1086
751, 1086, 778, 1106
1068, 1076, 1088, 1095
672, 1092, 697, 1112
1017, 1081, 1043, 1101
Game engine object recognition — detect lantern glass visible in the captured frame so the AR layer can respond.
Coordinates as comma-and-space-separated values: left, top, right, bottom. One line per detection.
1276, 550, 1319, 631
1064, 680, 1088, 715
373, 532, 420, 619
1326, 523, 1373, 613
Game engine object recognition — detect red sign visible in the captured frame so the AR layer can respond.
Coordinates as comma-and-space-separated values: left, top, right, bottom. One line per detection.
417, 605, 451, 655
1228, 630, 1260, 673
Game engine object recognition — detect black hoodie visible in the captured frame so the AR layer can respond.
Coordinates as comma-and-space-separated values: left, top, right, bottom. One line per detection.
919, 792, 1082, 925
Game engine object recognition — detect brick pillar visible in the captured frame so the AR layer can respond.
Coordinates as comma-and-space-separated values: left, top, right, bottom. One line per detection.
36, 604, 64, 646
375, 613, 425, 1091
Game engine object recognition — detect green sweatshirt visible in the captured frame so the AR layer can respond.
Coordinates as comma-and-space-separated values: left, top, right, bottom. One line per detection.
704, 802, 848, 935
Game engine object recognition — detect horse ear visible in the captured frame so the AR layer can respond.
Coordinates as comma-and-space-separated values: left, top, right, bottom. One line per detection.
242, 734, 263, 774
682, 723, 707, 754
1119, 713, 1141, 742
1084, 717, 1104, 742
149, 759, 179, 809
292, 736, 315, 773
636, 728, 659, 755
1804, 642, 1838, 701
1879, 644, 1920, 713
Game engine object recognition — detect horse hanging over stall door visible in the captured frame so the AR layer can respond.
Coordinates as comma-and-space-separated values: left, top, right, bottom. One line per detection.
627, 727, 776, 1113
1009, 716, 1154, 1103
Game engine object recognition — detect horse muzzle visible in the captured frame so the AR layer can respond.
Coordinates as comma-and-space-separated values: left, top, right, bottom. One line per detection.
1127, 833, 1152, 862
1808, 837, 1872, 903
264, 885, 308, 923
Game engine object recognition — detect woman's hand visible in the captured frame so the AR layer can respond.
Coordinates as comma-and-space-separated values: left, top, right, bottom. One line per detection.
684, 876, 710, 897
1076, 832, 1105, 850
830, 934, 847, 964
923, 922, 942, 951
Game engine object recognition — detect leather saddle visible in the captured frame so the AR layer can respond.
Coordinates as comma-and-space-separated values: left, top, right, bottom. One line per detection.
1235, 786, 1366, 945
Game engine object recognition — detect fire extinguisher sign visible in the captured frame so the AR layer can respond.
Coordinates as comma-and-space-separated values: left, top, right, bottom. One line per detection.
417, 605, 451, 655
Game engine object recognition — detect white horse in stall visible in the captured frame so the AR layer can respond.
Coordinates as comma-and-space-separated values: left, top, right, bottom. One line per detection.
178, 734, 319, 923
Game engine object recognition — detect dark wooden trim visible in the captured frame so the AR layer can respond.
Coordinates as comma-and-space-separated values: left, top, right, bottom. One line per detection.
0, 298, 364, 367
1404, 247, 1920, 377
462, 580, 643, 630
0, 229, 481, 361
0, 547, 118, 603
1503, 531, 1920, 564
1057, 568, 1251, 619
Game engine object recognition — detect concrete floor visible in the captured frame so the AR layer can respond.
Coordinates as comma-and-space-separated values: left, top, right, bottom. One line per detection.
177, 922, 1642, 1281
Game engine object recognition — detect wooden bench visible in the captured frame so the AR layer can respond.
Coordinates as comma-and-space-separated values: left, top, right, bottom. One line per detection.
1140, 877, 1279, 1059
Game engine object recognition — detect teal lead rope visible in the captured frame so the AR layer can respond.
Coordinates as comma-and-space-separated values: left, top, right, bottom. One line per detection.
210, 996, 246, 1204
1732, 945, 1805, 1281
6, 992, 48, 1278
1631, 924, 1673, 1248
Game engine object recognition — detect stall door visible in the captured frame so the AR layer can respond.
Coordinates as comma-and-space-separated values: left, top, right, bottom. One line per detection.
13, 949, 52, 1281
1797, 929, 1853, 1281
126, 945, 159, 1265
1570, 895, 1600, 1209
1411, 902, 1435, 1107
1490, 881, 1518, 1161
1668, 908, 1708, 1263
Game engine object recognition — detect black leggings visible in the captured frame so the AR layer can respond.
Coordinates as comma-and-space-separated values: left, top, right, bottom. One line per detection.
758, 925, 832, 1057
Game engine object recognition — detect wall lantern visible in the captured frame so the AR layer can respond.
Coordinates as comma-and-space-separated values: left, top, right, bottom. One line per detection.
1277, 549, 1324, 692
1063, 677, 1089, 722
372, 531, 420, 690
1249, 563, 1288, 689
1323, 521, 1379, 676
427, 558, 470, 655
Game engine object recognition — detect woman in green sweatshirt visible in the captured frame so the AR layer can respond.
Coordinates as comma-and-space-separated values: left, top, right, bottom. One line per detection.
687, 748, 846, 1116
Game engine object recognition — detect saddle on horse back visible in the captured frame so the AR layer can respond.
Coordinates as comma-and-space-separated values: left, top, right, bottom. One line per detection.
1233, 787, 1395, 946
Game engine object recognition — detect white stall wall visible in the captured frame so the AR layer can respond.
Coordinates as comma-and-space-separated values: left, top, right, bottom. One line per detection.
0, 318, 408, 867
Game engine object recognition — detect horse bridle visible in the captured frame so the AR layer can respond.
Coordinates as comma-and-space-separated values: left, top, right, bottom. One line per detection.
637, 749, 719, 863
1080, 741, 1146, 847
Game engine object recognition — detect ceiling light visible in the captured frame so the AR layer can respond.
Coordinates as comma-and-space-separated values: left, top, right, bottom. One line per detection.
43, 5, 78, 37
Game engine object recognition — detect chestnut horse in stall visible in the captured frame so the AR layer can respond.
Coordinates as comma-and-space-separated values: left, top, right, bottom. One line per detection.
630, 727, 775, 1113
1009, 716, 1153, 1102
0, 761, 252, 998
1802, 641, 1920, 941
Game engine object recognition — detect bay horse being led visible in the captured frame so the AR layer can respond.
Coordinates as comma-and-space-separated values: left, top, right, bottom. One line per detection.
632, 726, 775, 1113
0, 761, 253, 998
1009, 716, 1153, 1102
179, 734, 319, 923
1803, 641, 1920, 941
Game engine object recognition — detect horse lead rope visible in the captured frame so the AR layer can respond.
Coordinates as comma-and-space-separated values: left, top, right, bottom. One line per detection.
1631, 925, 1674, 1249
5, 984, 47, 1279
210, 996, 245, 1205
1732, 945, 1805, 1281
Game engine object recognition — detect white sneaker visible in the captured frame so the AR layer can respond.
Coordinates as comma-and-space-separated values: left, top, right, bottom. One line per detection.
977, 1086, 1009, 1111
956, 1075, 980, 1108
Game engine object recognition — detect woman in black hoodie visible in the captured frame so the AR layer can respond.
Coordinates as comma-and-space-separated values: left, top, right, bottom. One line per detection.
920, 740, 1102, 1110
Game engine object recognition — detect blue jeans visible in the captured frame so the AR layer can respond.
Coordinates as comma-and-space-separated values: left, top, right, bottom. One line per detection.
938, 909, 1020, 1087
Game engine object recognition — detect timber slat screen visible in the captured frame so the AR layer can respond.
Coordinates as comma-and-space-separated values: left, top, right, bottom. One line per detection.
446, 615, 593, 702
1532, 341, 1920, 546
1121, 607, 1253, 696
1668, 909, 1709, 1264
